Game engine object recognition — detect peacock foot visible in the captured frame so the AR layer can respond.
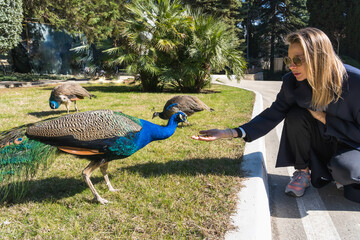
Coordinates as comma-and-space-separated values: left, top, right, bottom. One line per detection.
109, 188, 119, 192
92, 196, 109, 204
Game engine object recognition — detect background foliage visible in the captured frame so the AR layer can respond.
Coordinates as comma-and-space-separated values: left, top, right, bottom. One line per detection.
307, 0, 360, 66
0, 0, 23, 54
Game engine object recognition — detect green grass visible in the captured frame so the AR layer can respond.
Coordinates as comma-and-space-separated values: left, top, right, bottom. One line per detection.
0, 83, 254, 239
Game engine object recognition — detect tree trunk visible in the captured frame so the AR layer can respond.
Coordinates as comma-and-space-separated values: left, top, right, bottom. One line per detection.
270, 31, 275, 74
140, 71, 160, 92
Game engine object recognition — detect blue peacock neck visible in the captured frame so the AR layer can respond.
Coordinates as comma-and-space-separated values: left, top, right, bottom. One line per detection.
106, 114, 181, 159
139, 116, 179, 143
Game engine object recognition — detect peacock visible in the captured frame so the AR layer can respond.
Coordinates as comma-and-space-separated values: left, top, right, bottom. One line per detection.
0, 110, 188, 204
49, 82, 96, 114
152, 95, 214, 123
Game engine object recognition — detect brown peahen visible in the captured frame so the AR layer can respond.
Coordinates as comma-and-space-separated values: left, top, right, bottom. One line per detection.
152, 95, 214, 123
49, 82, 96, 114
0, 110, 188, 204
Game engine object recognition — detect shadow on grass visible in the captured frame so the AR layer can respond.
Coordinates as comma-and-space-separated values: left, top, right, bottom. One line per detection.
84, 85, 142, 93
2, 157, 243, 205
28, 110, 68, 118
118, 157, 244, 178
2, 176, 103, 205
40, 84, 220, 94
40, 84, 142, 93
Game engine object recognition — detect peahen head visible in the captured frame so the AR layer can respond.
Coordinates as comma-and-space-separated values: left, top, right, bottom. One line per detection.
49, 99, 60, 109
152, 103, 181, 119
152, 111, 160, 119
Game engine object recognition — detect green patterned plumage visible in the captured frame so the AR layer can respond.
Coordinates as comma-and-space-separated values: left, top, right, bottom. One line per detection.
0, 126, 57, 202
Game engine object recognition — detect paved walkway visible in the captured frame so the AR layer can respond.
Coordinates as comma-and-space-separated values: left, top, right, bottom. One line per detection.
212, 76, 273, 240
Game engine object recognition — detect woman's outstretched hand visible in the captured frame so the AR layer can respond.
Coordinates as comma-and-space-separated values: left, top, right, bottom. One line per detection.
191, 128, 237, 141
191, 129, 224, 141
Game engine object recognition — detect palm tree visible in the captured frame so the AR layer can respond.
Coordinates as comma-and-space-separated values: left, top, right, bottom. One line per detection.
104, 0, 247, 92
170, 11, 247, 92
114, 0, 191, 91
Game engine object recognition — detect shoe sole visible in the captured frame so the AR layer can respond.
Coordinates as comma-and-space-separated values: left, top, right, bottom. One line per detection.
285, 190, 304, 197
285, 184, 309, 197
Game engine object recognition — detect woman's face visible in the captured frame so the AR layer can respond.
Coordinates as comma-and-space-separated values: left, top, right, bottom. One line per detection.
288, 43, 307, 81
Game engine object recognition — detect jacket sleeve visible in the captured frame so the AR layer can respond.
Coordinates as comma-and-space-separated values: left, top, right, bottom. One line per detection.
240, 78, 294, 142
324, 65, 360, 149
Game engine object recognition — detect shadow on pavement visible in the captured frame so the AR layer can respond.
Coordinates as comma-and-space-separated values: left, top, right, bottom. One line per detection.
268, 173, 360, 219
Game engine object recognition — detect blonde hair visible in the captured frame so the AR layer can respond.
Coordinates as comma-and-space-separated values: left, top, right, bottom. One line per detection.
286, 27, 347, 111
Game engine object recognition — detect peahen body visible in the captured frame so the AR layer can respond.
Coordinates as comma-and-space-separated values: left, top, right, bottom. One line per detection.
0, 110, 187, 204
49, 82, 96, 114
152, 95, 214, 123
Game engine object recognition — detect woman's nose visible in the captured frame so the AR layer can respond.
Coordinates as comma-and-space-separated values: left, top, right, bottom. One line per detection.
288, 62, 297, 68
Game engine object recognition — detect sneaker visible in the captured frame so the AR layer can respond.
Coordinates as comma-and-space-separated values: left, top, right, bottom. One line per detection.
285, 170, 311, 197
335, 181, 344, 190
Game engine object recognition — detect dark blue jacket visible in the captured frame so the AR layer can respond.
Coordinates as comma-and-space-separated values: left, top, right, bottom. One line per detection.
240, 64, 360, 165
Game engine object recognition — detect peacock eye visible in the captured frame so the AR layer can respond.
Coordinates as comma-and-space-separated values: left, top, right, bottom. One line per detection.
14, 138, 24, 144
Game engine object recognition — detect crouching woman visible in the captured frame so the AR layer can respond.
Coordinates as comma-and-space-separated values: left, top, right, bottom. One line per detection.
192, 27, 360, 203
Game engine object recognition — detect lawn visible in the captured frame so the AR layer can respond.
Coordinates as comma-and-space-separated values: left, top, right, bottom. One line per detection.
0, 82, 254, 239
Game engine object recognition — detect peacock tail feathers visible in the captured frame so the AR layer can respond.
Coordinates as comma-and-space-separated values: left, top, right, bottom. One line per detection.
0, 126, 57, 202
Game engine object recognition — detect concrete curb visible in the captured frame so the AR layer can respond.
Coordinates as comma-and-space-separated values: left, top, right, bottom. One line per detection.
211, 82, 271, 240
225, 89, 271, 240
0, 80, 72, 88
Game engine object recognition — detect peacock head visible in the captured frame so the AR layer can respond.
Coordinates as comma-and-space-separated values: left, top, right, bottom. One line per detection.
173, 111, 188, 124
49, 100, 60, 109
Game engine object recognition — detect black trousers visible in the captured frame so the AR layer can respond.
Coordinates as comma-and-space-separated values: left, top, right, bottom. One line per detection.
284, 106, 360, 194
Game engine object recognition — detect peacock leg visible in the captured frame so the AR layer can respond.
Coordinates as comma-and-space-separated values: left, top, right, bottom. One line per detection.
82, 160, 109, 204
100, 162, 119, 192
65, 102, 70, 114
74, 101, 78, 112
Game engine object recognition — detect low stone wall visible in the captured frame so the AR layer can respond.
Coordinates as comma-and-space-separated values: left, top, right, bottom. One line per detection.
212, 72, 263, 82
242, 72, 263, 80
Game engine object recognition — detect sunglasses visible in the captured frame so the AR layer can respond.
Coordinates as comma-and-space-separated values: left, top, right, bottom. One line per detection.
283, 56, 304, 67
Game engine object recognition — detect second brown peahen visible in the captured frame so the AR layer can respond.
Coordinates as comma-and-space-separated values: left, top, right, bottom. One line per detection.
49, 82, 96, 114
0, 110, 188, 204
152, 95, 214, 123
